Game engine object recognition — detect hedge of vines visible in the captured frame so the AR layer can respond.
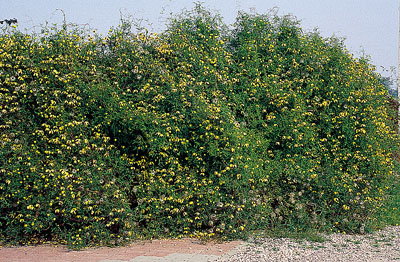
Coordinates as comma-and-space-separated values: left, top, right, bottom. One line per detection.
0, 6, 398, 248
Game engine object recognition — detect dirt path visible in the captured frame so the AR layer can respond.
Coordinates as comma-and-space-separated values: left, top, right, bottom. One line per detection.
0, 238, 242, 262
2, 226, 400, 261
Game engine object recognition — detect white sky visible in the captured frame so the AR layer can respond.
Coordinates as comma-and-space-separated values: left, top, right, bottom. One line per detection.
1, 0, 398, 80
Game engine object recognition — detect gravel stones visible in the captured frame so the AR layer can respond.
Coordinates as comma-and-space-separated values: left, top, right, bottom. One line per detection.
218, 226, 400, 262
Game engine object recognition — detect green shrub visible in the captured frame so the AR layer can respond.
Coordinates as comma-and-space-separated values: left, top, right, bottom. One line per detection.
0, 5, 398, 248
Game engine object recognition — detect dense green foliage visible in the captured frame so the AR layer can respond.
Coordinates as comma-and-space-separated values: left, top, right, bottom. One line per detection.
1, 6, 398, 248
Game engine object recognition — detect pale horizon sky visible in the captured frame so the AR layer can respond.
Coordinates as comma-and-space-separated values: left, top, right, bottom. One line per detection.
1, 0, 398, 82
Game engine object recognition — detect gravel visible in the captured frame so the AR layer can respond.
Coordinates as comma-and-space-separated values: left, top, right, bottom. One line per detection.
217, 226, 400, 262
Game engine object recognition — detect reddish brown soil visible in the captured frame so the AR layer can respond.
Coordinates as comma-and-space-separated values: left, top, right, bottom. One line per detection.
0, 239, 242, 262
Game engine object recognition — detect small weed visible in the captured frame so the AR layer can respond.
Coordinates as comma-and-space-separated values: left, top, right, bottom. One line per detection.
261, 226, 327, 244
